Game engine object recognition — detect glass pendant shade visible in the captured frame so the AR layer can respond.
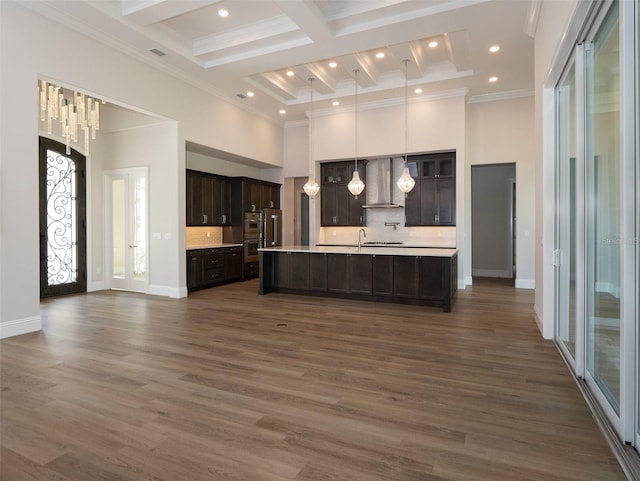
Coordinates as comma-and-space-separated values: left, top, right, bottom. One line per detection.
348, 170, 365, 197
305, 77, 319, 199
397, 165, 416, 193
398, 59, 415, 195
349, 69, 364, 198
303, 176, 320, 198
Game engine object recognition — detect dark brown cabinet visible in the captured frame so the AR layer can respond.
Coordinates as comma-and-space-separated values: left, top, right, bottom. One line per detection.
404, 152, 456, 226
327, 254, 349, 293
274, 252, 310, 290
186, 246, 242, 291
260, 250, 458, 312
372, 255, 393, 297
186, 169, 230, 226
224, 247, 242, 281
310, 254, 328, 291
349, 254, 372, 295
393, 256, 420, 298
321, 161, 365, 226
260, 183, 280, 209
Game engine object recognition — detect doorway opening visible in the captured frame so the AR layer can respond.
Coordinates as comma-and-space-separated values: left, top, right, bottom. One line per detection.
104, 167, 149, 293
39, 137, 87, 298
471, 163, 516, 282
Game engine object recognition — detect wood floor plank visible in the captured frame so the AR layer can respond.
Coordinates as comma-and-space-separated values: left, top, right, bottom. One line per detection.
0, 278, 627, 481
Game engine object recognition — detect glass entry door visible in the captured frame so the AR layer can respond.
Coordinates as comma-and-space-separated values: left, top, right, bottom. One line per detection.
105, 168, 148, 293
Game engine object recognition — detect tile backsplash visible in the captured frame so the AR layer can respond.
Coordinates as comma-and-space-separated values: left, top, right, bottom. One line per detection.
318, 224, 456, 247
186, 226, 223, 247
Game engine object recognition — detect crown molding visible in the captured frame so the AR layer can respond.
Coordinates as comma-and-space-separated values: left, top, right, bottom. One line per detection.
467, 88, 534, 104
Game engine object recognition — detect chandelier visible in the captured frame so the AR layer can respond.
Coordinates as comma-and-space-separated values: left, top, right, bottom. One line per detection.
303, 77, 320, 198
39, 80, 104, 155
396, 59, 416, 195
347, 69, 365, 198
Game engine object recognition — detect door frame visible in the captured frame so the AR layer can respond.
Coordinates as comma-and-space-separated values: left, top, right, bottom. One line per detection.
103, 167, 149, 293
39, 137, 87, 298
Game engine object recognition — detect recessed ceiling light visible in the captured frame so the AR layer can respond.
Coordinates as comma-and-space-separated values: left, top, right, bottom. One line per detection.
375, 52, 385, 59
428, 41, 438, 48
279, 109, 286, 114
218, 9, 229, 17
489, 76, 498, 83
414, 88, 423, 94
246, 91, 255, 97
286, 70, 294, 77
332, 101, 340, 106
489, 45, 500, 53
329, 61, 337, 68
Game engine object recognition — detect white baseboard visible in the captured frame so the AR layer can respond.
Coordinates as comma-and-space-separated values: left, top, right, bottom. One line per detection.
465, 276, 473, 286
148, 285, 187, 299
534, 306, 546, 338
87, 281, 105, 292
0, 316, 42, 339
515, 278, 535, 289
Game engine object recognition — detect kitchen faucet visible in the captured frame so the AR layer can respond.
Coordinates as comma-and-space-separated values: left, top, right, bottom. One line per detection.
357, 228, 366, 251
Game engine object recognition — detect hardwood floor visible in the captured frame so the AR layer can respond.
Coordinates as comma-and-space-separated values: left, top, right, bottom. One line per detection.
0, 278, 626, 481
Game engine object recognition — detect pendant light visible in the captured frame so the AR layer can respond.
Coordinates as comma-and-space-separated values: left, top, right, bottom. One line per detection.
303, 77, 320, 198
397, 59, 416, 195
347, 69, 365, 198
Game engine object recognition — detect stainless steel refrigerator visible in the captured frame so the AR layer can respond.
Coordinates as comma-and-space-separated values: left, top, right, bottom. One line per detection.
261, 208, 282, 248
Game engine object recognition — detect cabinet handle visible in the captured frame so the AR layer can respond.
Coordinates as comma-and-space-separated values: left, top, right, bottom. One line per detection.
221, 214, 226, 224
203, 214, 208, 224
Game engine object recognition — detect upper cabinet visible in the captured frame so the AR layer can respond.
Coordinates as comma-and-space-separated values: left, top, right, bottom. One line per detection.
186, 169, 230, 226
404, 152, 456, 226
321, 161, 365, 226
241, 179, 280, 213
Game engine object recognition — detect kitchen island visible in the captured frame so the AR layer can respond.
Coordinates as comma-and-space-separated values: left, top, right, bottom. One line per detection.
259, 245, 457, 311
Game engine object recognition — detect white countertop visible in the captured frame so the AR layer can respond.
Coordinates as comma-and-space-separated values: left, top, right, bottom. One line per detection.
186, 243, 242, 250
259, 245, 457, 257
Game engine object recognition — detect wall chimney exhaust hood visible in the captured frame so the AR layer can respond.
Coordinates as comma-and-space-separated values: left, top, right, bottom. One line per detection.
362, 158, 403, 208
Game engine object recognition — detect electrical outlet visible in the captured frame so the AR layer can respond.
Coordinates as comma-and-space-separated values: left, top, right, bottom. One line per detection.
207, 231, 211, 237
332, 230, 337, 236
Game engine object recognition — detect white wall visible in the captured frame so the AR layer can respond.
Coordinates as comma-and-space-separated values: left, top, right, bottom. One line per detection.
0, 2, 283, 337
98, 122, 180, 296
466, 96, 536, 288
534, 0, 579, 338
284, 93, 468, 285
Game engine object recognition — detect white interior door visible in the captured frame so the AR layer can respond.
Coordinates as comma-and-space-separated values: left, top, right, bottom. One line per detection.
105, 168, 148, 293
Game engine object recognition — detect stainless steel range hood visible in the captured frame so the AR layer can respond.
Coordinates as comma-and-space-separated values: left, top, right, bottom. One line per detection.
362, 158, 403, 208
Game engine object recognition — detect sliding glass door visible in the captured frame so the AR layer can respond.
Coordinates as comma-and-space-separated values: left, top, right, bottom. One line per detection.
555, 59, 578, 365
585, 0, 621, 419
555, 0, 639, 453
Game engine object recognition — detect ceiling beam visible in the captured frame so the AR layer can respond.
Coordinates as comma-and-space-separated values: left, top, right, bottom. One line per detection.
121, 0, 220, 26
387, 41, 425, 80
444, 30, 471, 72
301, 64, 338, 95
273, 0, 334, 42
339, 53, 379, 88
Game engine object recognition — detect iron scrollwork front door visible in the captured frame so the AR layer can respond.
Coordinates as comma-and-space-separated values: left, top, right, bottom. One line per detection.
39, 137, 87, 298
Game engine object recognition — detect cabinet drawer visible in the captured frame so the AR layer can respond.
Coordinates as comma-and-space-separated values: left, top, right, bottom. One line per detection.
204, 254, 224, 268
204, 267, 224, 282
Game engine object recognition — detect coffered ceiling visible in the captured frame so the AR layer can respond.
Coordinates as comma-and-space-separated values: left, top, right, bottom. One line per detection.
26, 0, 537, 123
